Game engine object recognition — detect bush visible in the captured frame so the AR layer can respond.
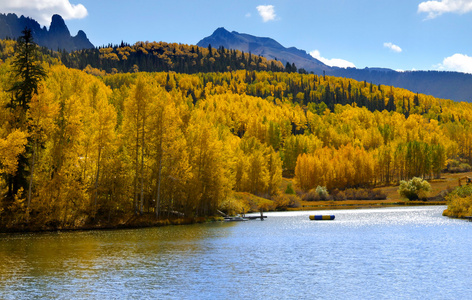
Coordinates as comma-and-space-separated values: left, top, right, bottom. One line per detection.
219, 196, 250, 216
329, 188, 387, 200
302, 187, 387, 201
315, 186, 329, 200
302, 186, 330, 201
398, 177, 431, 200
330, 189, 346, 200
285, 183, 295, 194
302, 189, 319, 201
274, 194, 301, 210
446, 159, 472, 173
444, 185, 472, 217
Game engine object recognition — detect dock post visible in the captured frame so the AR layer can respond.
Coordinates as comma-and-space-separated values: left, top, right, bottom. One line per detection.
260, 208, 264, 221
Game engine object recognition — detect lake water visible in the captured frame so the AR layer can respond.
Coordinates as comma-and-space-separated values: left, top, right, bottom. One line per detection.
1, 206, 471, 299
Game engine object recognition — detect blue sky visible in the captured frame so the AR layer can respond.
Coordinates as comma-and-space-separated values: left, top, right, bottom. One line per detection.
1, 0, 472, 73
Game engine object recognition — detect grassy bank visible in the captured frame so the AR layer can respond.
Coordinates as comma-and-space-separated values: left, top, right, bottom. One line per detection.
241, 172, 471, 214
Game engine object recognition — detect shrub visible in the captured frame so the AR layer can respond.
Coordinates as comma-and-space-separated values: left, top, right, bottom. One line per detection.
303, 187, 387, 201
302, 189, 319, 201
274, 194, 301, 210
219, 195, 251, 216
448, 184, 472, 198
287, 194, 301, 208
330, 189, 346, 201
444, 185, 472, 217
302, 186, 330, 201
274, 194, 290, 210
285, 183, 295, 194
315, 186, 329, 200
398, 177, 431, 200
445, 159, 472, 173
330, 188, 387, 200
348, 188, 368, 200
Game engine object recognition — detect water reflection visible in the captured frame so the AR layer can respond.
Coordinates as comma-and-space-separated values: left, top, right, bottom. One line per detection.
1, 206, 471, 299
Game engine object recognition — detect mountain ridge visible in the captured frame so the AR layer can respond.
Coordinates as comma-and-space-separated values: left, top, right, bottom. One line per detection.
197, 27, 328, 73
0, 13, 94, 52
198, 27, 472, 102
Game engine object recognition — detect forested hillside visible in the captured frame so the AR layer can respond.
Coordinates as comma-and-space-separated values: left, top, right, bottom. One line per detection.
60, 41, 287, 74
196, 27, 472, 102
1, 36, 472, 231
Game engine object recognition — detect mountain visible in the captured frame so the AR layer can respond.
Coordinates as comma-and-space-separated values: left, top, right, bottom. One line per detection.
198, 28, 472, 102
197, 27, 329, 73
330, 68, 472, 102
0, 13, 94, 52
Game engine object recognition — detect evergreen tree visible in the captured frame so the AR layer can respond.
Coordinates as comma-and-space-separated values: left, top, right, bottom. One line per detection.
8, 28, 47, 112
6, 28, 47, 200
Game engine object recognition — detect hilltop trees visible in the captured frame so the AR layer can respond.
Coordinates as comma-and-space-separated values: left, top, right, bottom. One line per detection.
63, 41, 286, 74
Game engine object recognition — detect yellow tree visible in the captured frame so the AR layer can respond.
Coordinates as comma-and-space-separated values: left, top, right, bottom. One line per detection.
90, 93, 117, 215
0, 130, 28, 188
25, 86, 57, 221
266, 147, 282, 196
122, 76, 153, 214
185, 114, 227, 217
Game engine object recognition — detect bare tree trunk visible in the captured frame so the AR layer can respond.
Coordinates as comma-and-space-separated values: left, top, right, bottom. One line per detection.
155, 110, 164, 219
140, 113, 146, 214
134, 111, 139, 215
93, 146, 101, 215
155, 155, 162, 219
26, 139, 36, 223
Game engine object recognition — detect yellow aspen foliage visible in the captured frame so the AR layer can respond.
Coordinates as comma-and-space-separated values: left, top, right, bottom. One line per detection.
0, 130, 28, 175
4, 50, 472, 229
295, 144, 375, 191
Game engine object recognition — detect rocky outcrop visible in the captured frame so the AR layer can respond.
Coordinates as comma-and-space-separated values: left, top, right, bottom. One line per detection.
0, 13, 94, 51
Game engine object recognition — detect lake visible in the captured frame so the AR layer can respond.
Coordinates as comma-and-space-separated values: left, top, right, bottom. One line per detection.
1, 206, 471, 299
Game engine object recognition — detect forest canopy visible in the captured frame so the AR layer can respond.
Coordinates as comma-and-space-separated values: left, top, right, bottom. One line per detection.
1, 37, 471, 230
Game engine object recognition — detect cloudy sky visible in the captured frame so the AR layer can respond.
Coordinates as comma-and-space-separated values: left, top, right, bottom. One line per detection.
1, 0, 472, 73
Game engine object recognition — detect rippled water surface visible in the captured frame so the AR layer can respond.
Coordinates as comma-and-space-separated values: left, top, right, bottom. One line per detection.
1, 206, 471, 299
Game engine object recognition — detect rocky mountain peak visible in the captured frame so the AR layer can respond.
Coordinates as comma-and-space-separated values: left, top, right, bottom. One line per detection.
0, 13, 93, 52
197, 28, 328, 72
49, 14, 70, 37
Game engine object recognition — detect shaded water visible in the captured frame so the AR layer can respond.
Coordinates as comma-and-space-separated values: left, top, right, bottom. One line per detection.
1, 206, 471, 299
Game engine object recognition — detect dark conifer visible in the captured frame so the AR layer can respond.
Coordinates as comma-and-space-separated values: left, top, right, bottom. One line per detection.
8, 28, 47, 111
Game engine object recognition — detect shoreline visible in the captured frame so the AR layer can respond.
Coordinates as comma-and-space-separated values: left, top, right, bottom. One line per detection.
0, 201, 448, 235
292, 200, 446, 211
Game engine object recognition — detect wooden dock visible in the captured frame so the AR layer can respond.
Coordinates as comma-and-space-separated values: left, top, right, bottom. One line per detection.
246, 215, 267, 220
245, 209, 266, 221
224, 209, 266, 221
224, 216, 248, 222
465, 216, 472, 221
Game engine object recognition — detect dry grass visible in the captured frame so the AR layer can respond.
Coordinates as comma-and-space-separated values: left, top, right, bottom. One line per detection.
224, 172, 467, 214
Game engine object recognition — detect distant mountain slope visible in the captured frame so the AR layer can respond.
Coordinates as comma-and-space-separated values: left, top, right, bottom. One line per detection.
0, 13, 94, 52
197, 28, 329, 73
198, 28, 472, 102
331, 68, 472, 102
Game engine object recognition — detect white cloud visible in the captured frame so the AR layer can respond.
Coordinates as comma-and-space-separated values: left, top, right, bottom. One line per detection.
0, 0, 88, 26
256, 5, 276, 22
418, 0, 472, 19
384, 42, 402, 53
310, 50, 356, 69
435, 53, 472, 73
